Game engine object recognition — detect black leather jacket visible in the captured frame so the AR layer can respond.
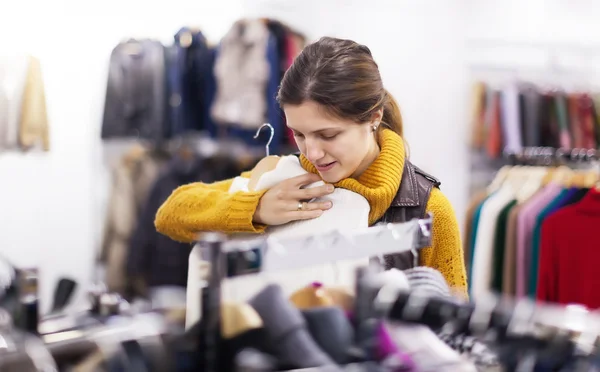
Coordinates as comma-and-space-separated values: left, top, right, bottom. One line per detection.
377, 161, 441, 270
101, 39, 169, 141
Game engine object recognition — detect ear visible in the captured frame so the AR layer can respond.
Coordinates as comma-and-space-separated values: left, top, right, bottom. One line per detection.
371, 108, 384, 124
248, 155, 281, 191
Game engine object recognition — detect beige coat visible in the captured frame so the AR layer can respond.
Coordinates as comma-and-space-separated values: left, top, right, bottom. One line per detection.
0, 55, 49, 151
19, 56, 50, 151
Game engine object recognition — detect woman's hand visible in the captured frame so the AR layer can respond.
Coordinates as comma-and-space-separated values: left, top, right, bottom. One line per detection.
253, 173, 334, 226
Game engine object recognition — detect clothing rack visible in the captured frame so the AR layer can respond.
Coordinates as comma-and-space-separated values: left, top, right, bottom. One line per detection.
196, 214, 434, 372
504, 146, 600, 165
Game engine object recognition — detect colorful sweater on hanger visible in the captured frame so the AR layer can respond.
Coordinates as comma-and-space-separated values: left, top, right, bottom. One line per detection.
155, 129, 467, 292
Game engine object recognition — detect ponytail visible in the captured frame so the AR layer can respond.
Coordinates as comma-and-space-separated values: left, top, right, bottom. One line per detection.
381, 89, 403, 137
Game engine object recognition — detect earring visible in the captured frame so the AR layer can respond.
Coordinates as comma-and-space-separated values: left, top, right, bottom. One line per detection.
372, 123, 379, 132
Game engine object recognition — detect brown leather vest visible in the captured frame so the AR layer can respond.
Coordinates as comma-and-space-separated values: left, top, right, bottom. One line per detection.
377, 161, 441, 270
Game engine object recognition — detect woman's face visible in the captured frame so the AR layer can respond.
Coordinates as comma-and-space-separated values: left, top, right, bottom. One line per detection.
284, 101, 379, 183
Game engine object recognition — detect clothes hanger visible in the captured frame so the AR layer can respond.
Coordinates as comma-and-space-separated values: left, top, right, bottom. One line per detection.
253, 123, 275, 156
487, 165, 513, 194
574, 149, 600, 189
514, 148, 553, 202
249, 123, 280, 190
516, 167, 548, 203
588, 158, 600, 190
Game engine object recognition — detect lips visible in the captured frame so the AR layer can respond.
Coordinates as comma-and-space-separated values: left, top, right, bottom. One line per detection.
315, 161, 336, 172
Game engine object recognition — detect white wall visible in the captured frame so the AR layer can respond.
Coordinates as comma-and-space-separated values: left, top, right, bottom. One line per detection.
2, 0, 600, 312
466, 0, 600, 86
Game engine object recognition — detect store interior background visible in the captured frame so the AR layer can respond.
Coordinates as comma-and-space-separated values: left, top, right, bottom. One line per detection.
1, 0, 600, 311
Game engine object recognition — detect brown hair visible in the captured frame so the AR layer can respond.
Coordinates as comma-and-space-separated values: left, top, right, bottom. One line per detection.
277, 37, 403, 137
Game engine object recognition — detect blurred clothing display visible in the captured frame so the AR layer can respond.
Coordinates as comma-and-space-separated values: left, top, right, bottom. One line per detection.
100, 19, 305, 155
0, 55, 50, 151
465, 158, 600, 309
98, 21, 304, 297
99, 141, 262, 299
467, 80, 600, 198
469, 81, 600, 159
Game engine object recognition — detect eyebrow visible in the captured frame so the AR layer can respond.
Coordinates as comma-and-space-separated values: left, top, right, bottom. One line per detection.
288, 126, 343, 134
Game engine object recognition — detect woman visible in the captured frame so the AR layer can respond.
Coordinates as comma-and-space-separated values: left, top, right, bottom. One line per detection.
155, 37, 468, 294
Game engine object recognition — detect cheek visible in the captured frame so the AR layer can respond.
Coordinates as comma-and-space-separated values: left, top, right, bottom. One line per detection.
294, 138, 305, 152
330, 136, 364, 162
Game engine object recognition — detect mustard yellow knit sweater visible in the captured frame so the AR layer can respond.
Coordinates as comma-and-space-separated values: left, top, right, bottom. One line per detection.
155, 130, 468, 293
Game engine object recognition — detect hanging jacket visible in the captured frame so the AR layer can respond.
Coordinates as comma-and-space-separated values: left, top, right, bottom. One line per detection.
19, 56, 50, 151
210, 19, 270, 130
168, 28, 214, 136
378, 162, 441, 271
101, 39, 169, 141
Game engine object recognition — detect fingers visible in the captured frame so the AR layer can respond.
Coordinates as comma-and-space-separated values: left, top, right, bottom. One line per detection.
288, 172, 322, 187
287, 200, 332, 212
290, 184, 334, 200
288, 209, 326, 221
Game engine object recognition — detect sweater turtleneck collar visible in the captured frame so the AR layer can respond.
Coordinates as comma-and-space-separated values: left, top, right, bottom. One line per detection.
299, 128, 406, 225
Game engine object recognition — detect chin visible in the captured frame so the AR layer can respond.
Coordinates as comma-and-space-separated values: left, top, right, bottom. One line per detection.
318, 168, 349, 183
320, 174, 341, 183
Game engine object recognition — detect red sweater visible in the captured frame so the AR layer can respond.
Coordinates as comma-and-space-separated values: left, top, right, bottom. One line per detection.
537, 188, 600, 308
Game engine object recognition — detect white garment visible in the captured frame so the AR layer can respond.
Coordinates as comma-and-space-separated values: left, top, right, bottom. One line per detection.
210, 19, 270, 129
470, 187, 515, 299
0, 55, 29, 149
185, 156, 371, 328
229, 155, 370, 238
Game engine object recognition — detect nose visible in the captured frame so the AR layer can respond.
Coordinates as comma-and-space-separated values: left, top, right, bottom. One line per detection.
305, 138, 325, 163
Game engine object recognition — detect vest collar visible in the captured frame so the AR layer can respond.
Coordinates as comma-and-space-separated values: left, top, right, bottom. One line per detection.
391, 162, 441, 208
391, 162, 419, 207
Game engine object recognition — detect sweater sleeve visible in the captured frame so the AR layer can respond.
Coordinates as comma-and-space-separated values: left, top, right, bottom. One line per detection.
154, 172, 268, 243
420, 188, 468, 297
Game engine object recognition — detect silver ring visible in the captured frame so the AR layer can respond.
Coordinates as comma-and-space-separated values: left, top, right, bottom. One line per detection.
297, 202, 304, 211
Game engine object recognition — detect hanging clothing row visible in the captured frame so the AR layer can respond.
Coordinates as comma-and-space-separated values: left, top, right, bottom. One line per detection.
469, 80, 600, 160
465, 148, 600, 309
187, 218, 501, 372
100, 19, 305, 155
5, 218, 600, 371
99, 139, 263, 301
0, 55, 50, 152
